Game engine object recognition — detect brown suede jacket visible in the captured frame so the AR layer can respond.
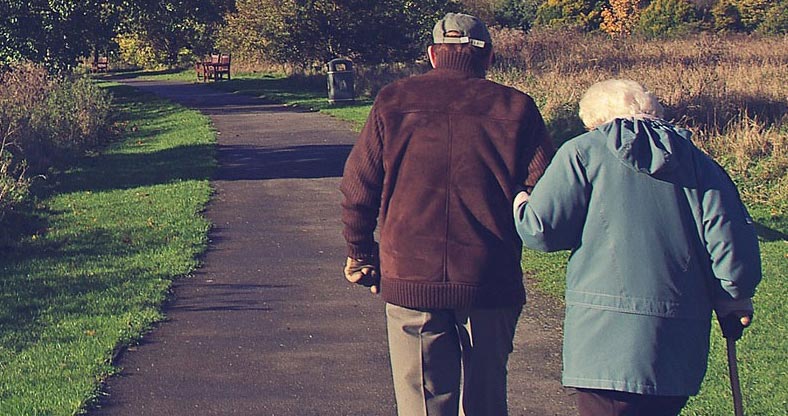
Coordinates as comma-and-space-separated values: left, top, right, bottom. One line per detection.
340, 54, 554, 309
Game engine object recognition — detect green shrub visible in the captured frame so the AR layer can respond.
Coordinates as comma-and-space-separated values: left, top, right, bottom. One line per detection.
494, 0, 540, 31
636, 0, 699, 38
29, 77, 112, 157
5, 64, 112, 171
535, 0, 603, 31
115, 33, 169, 70
0, 61, 112, 220
0, 144, 30, 223
734, 0, 771, 31
712, 0, 744, 32
758, 2, 788, 34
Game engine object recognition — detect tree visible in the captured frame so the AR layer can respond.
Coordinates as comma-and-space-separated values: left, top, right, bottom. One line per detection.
120, 0, 234, 67
636, 0, 698, 37
758, 1, 788, 34
535, 0, 603, 31
219, 0, 458, 68
600, 0, 644, 36
0, 0, 233, 71
733, 0, 770, 31
494, 0, 541, 31
711, 0, 744, 32
0, 0, 121, 71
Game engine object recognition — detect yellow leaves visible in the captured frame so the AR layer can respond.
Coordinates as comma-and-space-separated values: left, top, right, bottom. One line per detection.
601, 0, 642, 36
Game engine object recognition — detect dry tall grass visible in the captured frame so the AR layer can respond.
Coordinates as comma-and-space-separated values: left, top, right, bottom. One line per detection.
238, 28, 787, 209
487, 28, 787, 209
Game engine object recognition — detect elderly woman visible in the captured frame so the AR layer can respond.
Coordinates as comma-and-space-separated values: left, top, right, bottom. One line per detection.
514, 79, 762, 415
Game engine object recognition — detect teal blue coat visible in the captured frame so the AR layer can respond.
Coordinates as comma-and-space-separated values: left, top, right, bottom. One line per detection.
515, 118, 761, 396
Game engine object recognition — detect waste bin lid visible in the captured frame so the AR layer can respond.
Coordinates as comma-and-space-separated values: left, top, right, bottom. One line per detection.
327, 58, 353, 72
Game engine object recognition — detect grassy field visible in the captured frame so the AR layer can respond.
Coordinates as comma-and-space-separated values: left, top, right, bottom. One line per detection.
0, 84, 215, 414
203, 31, 786, 414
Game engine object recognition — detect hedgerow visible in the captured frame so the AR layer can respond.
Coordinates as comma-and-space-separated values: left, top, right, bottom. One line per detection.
0, 62, 111, 223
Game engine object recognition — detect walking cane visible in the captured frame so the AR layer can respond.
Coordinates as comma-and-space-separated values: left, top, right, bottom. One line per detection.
726, 337, 744, 416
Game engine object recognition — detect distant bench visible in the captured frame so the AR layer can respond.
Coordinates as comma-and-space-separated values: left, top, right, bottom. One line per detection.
196, 54, 231, 82
91, 57, 109, 73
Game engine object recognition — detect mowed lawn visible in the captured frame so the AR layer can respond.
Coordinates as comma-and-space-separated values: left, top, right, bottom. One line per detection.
0, 84, 215, 414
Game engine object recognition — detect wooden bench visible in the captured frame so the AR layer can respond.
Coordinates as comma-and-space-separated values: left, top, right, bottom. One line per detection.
91, 56, 109, 73
214, 54, 231, 80
195, 53, 231, 82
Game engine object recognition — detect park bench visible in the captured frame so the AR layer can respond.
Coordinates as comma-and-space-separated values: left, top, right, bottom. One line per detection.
195, 53, 231, 82
91, 56, 109, 73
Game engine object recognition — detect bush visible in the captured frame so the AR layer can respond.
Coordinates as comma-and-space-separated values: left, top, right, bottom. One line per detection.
0, 61, 112, 220
734, 0, 771, 31
489, 26, 528, 65
30, 77, 112, 158
0, 140, 30, 223
758, 2, 788, 34
635, 0, 699, 38
712, 0, 744, 32
600, 0, 643, 36
115, 33, 170, 70
535, 0, 603, 31
494, 0, 540, 31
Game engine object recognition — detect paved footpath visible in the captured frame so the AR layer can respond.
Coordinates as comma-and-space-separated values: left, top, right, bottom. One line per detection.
89, 77, 574, 416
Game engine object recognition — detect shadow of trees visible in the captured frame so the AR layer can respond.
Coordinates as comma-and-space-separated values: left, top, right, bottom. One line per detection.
215, 144, 352, 180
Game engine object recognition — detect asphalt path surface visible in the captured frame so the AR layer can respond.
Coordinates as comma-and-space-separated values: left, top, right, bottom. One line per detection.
89, 76, 574, 416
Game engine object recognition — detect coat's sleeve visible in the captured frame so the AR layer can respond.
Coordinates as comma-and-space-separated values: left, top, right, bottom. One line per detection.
514, 141, 590, 252
699, 162, 762, 301
520, 103, 556, 190
340, 105, 384, 258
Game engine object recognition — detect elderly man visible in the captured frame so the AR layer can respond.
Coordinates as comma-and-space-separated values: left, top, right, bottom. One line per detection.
513, 79, 762, 416
340, 12, 554, 416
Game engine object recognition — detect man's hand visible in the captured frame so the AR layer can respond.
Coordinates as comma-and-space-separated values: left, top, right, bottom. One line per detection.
344, 256, 380, 294
717, 311, 753, 341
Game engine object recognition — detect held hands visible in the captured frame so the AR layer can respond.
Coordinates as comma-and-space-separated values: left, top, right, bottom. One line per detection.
512, 184, 533, 210
344, 255, 380, 294
513, 191, 530, 207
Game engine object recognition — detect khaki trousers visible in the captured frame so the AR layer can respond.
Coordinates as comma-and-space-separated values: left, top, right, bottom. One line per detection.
385, 303, 522, 416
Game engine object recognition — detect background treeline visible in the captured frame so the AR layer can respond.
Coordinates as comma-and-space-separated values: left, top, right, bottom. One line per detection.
218, 0, 788, 69
0, 0, 786, 223
2, 1, 786, 72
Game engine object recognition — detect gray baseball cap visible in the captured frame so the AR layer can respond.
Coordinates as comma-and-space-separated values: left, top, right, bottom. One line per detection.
432, 13, 492, 49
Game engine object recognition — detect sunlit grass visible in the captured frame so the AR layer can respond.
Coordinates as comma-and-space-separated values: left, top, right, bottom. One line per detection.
0, 84, 215, 414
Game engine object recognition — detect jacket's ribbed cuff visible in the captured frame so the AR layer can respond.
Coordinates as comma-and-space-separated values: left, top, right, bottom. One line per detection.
347, 241, 379, 260
713, 298, 753, 317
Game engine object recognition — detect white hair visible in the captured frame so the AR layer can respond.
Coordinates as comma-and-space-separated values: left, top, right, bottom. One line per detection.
578, 79, 665, 130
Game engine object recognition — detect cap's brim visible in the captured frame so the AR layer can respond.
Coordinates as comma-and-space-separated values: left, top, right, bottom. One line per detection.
434, 36, 486, 48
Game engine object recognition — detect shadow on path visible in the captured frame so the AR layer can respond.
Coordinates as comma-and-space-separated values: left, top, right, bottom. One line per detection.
216, 144, 351, 180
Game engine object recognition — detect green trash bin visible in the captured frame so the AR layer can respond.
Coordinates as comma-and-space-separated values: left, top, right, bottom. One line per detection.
327, 58, 355, 104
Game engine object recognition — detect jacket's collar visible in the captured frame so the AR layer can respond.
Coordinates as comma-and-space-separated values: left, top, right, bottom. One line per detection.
432, 50, 486, 78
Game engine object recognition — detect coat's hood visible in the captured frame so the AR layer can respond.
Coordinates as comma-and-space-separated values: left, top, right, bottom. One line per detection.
599, 117, 691, 175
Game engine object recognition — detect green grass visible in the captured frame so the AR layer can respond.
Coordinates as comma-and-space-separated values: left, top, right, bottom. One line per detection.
126, 68, 375, 130
202, 70, 787, 415
0, 83, 215, 414
206, 71, 373, 130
